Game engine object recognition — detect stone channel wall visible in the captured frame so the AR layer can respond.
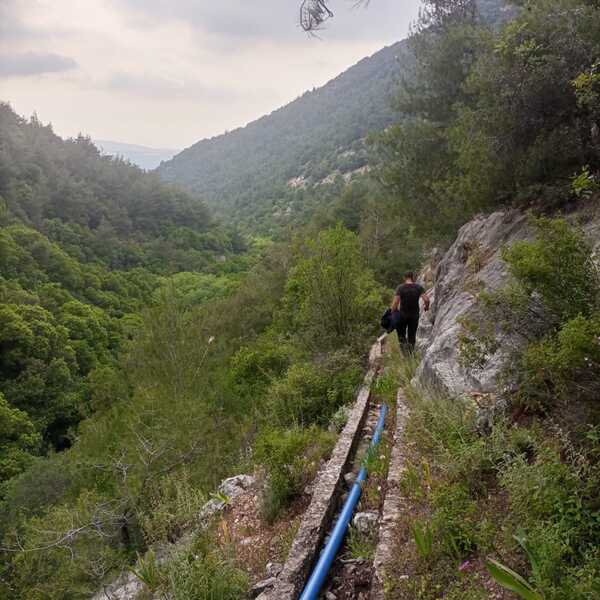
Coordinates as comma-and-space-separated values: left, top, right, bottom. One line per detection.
257, 335, 385, 600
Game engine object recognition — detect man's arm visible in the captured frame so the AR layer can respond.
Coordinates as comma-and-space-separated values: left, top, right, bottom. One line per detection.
391, 294, 400, 311
422, 291, 431, 312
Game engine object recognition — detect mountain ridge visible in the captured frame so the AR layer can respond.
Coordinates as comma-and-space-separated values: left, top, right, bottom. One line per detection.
157, 40, 411, 228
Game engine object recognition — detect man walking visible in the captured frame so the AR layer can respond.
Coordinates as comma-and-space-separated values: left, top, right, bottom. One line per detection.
391, 271, 430, 352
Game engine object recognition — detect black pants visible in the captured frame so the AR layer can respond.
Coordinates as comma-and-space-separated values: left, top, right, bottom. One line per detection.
396, 312, 419, 352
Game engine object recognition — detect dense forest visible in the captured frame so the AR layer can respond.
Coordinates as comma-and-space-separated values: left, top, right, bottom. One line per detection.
1, 0, 600, 597
157, 40, 409, 231
0, 102, 252, 479
157, 0, 516, 235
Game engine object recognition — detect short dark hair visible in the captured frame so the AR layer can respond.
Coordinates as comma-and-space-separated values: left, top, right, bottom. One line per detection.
404, 271, 415, 281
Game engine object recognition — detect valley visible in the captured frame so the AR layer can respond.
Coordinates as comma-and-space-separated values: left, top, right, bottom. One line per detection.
1, 0, 600, 598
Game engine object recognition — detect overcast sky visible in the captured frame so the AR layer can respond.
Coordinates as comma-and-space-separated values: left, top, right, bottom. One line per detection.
0, 0, 421, 149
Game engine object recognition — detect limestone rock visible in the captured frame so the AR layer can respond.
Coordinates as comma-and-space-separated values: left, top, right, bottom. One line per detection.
218, 474, 255, 499
93, 474, 255, 600
91, 571, 144, 600
251, 577, 278, 597
415, 210, 531, 396
344, 471, 357, 486
353, 511, 378, 535
266, 561, 283, 577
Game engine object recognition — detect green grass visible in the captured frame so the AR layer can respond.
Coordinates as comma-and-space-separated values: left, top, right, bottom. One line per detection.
387, 373, 600, 599
347, 525, 376, 560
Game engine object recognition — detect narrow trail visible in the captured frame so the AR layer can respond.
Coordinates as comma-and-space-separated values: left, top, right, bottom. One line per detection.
258, 335, 411, 600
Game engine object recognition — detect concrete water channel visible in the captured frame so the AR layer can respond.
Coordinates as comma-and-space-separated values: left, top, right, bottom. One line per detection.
256, 335, 410, 600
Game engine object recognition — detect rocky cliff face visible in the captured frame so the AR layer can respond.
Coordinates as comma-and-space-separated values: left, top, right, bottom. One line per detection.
415, 210, 532, 396
415, 206, 600, 397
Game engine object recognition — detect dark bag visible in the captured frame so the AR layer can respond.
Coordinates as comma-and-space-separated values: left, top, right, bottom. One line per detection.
380, 308, 399, 333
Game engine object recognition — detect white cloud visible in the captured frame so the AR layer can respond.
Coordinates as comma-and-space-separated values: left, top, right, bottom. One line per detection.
0, 51, 77, 76
0, 0, 421, 148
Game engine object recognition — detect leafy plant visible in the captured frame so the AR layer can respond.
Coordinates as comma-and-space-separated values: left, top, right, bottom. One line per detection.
571, 166, 598, 198
412, 520, 434, 561
255, 426, 335, 522
486, 558, 543, 600
131, 550, 163, 593
347, 525, 376, 560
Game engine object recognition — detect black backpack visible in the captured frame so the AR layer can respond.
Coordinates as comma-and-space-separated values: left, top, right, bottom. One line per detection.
380, 308, 398, 333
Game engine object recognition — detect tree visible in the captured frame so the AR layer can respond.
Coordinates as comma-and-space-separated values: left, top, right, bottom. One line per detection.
282, 225, 383, 351
0, 393, 40, 486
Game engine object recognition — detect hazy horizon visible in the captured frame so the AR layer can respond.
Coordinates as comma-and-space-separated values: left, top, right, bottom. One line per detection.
0, 0, 420, 148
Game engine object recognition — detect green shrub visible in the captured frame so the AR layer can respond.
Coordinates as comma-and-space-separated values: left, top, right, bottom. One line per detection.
347, 525, 376, 560
412, 519, 434, 562
281, 225, 384, 353
268, 358, 361, 427
138, 471, 206, 545
499, 440, 600, 595
431, 482, 478, 559
161, 534, 248, 600
504, 219, 598, 323
255, 426, 335, 522
230, 336, 291, 394
460, 218, 600, 411
571, 166, 598, 198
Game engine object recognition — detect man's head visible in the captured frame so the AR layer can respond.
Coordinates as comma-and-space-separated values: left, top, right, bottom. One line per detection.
404, 271, 415, 283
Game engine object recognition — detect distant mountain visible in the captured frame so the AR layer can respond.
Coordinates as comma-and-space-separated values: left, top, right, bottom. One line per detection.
96, 139, 178, 170
157, 0, 516, 231
157, 40, 412, 228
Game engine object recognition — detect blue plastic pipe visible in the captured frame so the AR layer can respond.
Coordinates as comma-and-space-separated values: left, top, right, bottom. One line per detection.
299, 403, 388, 600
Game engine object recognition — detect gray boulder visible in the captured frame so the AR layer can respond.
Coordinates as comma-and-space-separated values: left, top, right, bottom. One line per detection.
352, 511, 379, 535
218, 474, 255, 499
415, 209, 532, 395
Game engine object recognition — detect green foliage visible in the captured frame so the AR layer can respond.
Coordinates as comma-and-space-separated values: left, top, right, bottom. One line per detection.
161, 534, 249, 600
504, 219, 598, 322
255, 426, 335, 522
0, 393, 40, 487
432, 482, 478, 559
496, 439, 600, 598
137, 471, 207, 546
571, 166, 598, 198
157, 43, 406, 232
283, 226, 383, 352
131, 550, 162, 593
347, 525, 376, 560
267, 358, 361, 427
375, 0, 600, 244
412, 519, 434, 562
152, 271, 239, 308
461, 218, 600, 410
486, 558, 543, 600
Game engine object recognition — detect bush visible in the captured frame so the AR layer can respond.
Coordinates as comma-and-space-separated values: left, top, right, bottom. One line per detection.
138, 471, 207, 546
504, 219, 598, 322
460, 218, 600, 411
255, 426, 335, 522
161, 533, 249, 600
431, 482, 479, 559
282, 225, 384, 353
499, 439, 600, 597
267, 357, 361, 427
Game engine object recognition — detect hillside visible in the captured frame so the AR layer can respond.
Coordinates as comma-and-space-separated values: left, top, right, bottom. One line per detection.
3, 0, 600, 598
157, 41, 411, 228
0, 102, 247, 454
157, 0, 516, 233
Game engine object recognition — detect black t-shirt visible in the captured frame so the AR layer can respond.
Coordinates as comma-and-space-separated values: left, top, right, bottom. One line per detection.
395, 283, 425, 316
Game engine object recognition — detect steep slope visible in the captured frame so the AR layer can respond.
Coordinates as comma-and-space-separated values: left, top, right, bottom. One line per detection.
157, 41, 411, 225
157, 0, 516, 231
0, 102, 245, 453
